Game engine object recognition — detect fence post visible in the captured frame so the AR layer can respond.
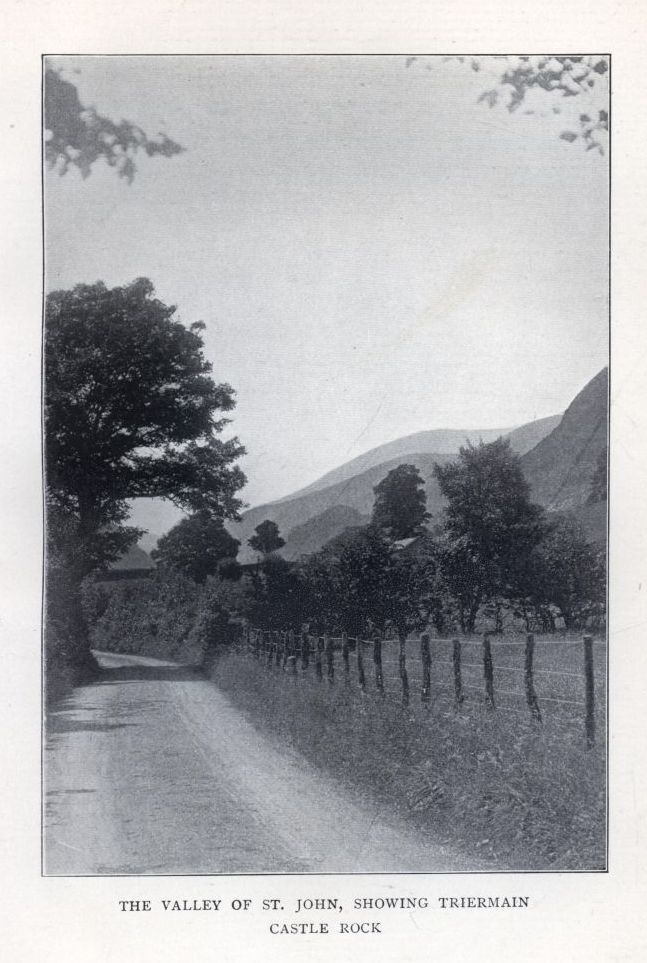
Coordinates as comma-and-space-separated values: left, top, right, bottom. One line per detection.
272, 629, 281, 665
483, 632, 495, 710
281, 630, 289, 669
452, 638, 464, 709
341, 631, 350, 680
373, 637, 384, 695
398, 630, 410, 707
325, 634, 335, 684
356, 638, 366, 692
287, 629, 297, 676
301, 631, 310, 670
420, 633, 431, 705
583, 634, 596, 748
265, 631, 273, 667
315, 635, 323, 681
524, 633, 542, 723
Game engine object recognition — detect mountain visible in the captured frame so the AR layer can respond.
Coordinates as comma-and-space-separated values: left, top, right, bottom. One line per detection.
278, 415, 560, 502
521, 368, 608, 512
281, 506, 371, 561
231, 411, 563, 563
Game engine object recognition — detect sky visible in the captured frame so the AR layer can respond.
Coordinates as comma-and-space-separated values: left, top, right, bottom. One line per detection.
45, 56, 609, 544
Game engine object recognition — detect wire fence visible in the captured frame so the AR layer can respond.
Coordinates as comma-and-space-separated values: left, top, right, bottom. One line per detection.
234, 626, 606, 747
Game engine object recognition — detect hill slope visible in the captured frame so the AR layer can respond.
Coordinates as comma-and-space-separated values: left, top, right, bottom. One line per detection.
232, 452, 455, 563
231, 410, 566, 563
521, 368, 608, 512
279, 415, 560, 502
281, 506, 371, 561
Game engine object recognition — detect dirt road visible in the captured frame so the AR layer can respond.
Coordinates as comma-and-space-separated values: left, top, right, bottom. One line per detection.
44, 651, 477, 875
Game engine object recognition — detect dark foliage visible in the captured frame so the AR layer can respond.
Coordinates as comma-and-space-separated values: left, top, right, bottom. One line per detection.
44, 68, 184, 182
513, 515, 606, 631
152, 511, 240, 583
433, 439, 547, 632
45, 278, 245, 672
45, 278, 245, 578
248, 519, 285, 556
242, 555, 305, 631
371, 463, 430, 539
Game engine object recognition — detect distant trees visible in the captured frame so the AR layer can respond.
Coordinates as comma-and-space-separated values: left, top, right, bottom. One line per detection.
152, 511, 241, 583
299, 480, 435, 638
84, 450, 606, 668
231, 444, 604, 640
248, 520, 285, 557
371, 464, 430, 539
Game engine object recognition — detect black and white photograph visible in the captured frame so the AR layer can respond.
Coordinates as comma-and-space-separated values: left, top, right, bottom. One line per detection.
42, 54, 609, 877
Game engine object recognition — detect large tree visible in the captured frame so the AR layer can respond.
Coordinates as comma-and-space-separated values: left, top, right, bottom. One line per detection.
371, 463, 430, 540
151, 511, 241, 584
433, 438, 546, 632
45, 278, 246, 661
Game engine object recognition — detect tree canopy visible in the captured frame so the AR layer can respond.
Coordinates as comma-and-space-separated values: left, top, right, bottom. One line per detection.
248, 520, 285, 556
44, 68, 184, 182
151, 511, 241, 583
433, 438, 547, 631
371, 463, 430, 539
516, 515, 606, 631
45, 278, 246, 579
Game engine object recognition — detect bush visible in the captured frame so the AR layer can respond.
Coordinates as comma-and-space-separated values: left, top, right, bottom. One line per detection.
85, 569, 242, 664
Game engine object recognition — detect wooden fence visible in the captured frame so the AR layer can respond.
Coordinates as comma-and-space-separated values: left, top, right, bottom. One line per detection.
236, 627, 606, 747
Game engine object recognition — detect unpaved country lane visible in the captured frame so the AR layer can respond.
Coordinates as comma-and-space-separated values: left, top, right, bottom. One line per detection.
44, 652, 478, 875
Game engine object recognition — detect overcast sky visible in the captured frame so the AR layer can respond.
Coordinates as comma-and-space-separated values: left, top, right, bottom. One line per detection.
45, 56, 608, 541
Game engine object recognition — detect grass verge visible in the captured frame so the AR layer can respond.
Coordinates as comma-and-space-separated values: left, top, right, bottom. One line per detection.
208, 648, 606, 871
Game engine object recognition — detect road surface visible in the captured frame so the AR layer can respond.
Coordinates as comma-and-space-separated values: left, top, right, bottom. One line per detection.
44, 651, 478, 875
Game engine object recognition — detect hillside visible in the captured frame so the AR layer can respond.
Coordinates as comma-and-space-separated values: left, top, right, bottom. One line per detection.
231, 452, 454, 563
231, 410, 567, 563
521, 368, 608, 512
278, 415, 560, 502
281, 506, 370, 561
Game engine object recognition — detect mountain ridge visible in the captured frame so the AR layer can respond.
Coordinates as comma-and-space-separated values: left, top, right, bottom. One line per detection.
273, 414, 561, 504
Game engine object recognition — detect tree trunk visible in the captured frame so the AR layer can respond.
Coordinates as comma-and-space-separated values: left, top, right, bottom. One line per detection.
466, 598, 480, 635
